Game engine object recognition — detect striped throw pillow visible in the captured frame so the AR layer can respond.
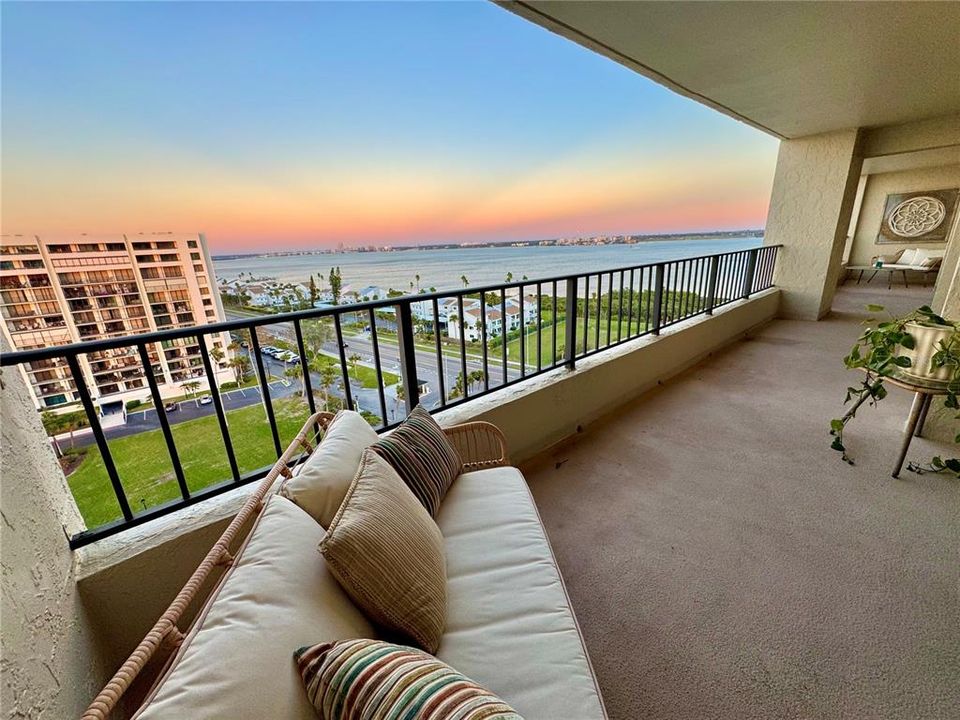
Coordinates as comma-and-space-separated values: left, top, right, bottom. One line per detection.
321, 450, 446, 652
370, 405, 462, 517
295, 639, 523, 720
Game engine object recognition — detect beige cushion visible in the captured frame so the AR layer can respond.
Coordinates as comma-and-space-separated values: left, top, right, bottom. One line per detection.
898, 248, 919, 266
135, 495, 375, 720
321, 450, 447, 653
913, 248, 944, 268
436, 467, 606, 719
281, 409, 379, 527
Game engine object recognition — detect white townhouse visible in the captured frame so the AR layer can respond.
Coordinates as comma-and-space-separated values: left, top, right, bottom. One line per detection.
505, 294, 538, 325
357, 285, 385, 301
447, 304, 510, 342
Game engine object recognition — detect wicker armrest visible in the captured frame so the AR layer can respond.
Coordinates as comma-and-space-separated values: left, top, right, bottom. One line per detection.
443, 421, 510, 470
82, 411, 335, 720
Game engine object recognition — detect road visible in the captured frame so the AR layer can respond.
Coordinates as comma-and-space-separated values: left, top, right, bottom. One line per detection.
224, 310, 529, 415
58, 312, 534, 448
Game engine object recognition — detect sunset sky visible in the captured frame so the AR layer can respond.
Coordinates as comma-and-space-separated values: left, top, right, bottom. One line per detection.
2, 1, 779, 252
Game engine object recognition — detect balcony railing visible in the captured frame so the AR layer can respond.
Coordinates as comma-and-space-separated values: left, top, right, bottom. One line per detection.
0, 245, 779, 547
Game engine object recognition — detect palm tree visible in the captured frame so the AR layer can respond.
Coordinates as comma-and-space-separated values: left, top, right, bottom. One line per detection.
282, 363, 306, 398
393, 383, 406, 421
347, 353, 362, 385
229, 355, 251, 384
41, 411, 65, 458
210, 344, 225, 367
415, 274, 421, 292
318, 364, 339, 410
181, 380, 201, 402
460, 275, 469, 288
468, 369, 485, 391
505, 272, 513, 283
449, 372, 466, 400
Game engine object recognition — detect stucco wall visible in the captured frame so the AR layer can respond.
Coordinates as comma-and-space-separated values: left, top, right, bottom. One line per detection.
0, 359, 109, 719
847, 164, 960, 267
922, 234, 960, 444
764, 129, 863, 320
860, 115, 960, 159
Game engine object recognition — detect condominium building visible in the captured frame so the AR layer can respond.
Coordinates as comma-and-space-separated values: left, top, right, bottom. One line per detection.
0, 232, 231, 411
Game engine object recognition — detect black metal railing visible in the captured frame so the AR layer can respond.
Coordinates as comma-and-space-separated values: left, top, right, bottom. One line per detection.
0, 245, 779, 547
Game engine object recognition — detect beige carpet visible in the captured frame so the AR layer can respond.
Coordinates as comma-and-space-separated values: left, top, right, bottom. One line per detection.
524, 285, 960, 720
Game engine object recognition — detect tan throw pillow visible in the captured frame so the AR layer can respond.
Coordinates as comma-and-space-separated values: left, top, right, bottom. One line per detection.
369, 405, 463, 517
281, 410, 379, 527
320, 449, 446, 653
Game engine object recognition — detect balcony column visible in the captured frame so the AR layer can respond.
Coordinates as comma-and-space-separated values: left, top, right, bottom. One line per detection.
922, 240, 960, 443
764, 128, 864, 319
0, 340, 107, 716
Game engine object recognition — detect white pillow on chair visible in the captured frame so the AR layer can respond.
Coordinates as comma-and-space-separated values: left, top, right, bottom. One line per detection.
898, 248, 919, 266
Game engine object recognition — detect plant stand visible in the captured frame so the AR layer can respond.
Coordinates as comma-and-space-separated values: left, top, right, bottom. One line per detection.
883, 371, 952, 478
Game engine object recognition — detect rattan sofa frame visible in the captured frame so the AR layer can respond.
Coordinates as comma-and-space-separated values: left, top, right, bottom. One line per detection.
82, 411, 509, 720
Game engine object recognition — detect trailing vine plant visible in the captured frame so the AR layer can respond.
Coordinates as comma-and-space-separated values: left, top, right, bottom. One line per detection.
830, 304, 960, 477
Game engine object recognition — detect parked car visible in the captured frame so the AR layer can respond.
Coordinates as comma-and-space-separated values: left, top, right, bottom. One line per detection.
278, 351, 298, 363
239, 341, 249, 348
164, 402, 178, 413
199, 395, 213, 406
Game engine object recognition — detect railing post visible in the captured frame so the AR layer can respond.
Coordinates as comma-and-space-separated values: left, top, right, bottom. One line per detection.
66, 354, 133, 522
652, 264, 664, 335
705, 255, 720, 315
395, 302, 419, 413
742, 248, 759, 299
564, 277, 578, 369
136, 343, 189, 501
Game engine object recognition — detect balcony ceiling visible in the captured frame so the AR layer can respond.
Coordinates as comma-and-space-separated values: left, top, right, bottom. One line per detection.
501, 1, 960, 139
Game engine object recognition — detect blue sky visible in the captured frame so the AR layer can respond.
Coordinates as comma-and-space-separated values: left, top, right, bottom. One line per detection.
1, 1, 779, 250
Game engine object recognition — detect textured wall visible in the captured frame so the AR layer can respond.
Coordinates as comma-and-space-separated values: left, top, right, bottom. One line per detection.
0, 360, 108, 718
764, 129, 863, 319
923, 234, 960, 443
860, 115, 960, 159
847, 164, 960, 266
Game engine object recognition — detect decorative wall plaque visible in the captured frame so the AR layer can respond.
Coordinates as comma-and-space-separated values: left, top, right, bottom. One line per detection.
877, 188, 959, 244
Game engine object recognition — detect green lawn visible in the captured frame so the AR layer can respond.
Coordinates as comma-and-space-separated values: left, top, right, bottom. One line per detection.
480, 316, 651, 367
67, 397, 343, 529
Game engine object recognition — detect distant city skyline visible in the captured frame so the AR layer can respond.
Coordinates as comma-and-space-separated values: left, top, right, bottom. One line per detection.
2, 1, 779, 253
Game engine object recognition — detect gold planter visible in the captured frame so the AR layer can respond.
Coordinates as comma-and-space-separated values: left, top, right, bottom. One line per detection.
899, 321, 956, 382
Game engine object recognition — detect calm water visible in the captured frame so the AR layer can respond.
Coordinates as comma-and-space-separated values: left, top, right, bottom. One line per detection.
214, 236, 762, 293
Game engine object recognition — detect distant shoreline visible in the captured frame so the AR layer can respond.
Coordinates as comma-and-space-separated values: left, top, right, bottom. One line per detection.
212, 229, 763, 261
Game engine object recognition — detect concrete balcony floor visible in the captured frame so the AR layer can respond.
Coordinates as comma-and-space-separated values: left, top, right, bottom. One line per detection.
524, 285, 959, 719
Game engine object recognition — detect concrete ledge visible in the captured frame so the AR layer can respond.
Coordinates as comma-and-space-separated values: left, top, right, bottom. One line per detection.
436, 289, 781, 463
74, 289, 779, 671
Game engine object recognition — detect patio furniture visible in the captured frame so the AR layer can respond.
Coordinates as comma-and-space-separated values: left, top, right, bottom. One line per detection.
856, 247, 944, 288
881, 371, 952, 478
84, 411, 607, 720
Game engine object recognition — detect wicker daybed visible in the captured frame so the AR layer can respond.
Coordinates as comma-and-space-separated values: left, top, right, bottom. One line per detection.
83, 411, 606, 719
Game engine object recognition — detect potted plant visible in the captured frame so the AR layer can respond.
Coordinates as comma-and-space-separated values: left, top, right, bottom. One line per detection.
830, 304, 960, 476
